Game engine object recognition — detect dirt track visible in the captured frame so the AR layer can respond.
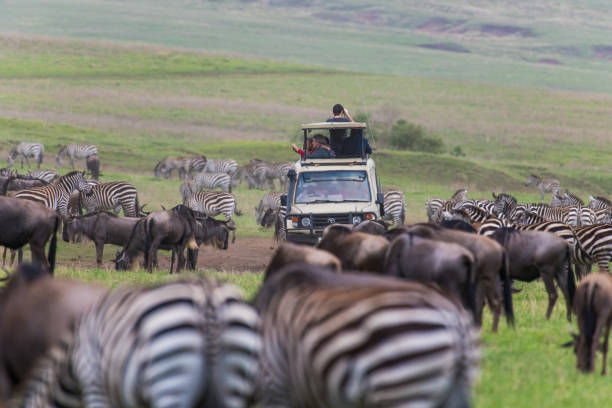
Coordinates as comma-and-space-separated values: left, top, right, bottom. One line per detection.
58, 236, 276, 273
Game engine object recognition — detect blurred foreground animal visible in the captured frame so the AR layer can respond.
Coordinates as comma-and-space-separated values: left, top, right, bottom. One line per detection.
253, 264, 480, 408
0, 263, 105, 400
17, 278, 260, 408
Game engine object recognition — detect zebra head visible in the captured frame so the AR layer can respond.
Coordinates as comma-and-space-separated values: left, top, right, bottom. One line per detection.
6, 148, 17, 167
76, 171, 92, 194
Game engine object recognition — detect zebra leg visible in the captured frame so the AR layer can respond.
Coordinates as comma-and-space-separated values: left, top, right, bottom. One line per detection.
24, 156, 31, 168
598, 256, 611, 273
69, 155, 75, 168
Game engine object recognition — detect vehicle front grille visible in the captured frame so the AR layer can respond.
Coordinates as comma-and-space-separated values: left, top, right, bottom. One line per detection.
311, 214, 351, 229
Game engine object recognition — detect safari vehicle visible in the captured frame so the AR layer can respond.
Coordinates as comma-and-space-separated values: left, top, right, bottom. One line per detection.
281, 122, 384, 245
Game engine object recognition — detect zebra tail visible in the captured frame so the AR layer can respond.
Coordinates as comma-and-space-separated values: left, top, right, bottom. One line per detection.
135, 194, 141, 217
500, 251, 515, 327
47, 216, 60, 276
235, 208, 243, 216
144, 219, 153, 272
567, 245, 576, 309
583, 282, 598, 371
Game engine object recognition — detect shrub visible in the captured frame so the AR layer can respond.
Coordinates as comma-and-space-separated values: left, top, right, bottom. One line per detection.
388, 119, 445, 154
451, 145, 466, 157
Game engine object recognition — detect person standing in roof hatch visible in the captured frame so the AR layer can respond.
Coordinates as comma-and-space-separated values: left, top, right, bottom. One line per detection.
327, 104, 353, 123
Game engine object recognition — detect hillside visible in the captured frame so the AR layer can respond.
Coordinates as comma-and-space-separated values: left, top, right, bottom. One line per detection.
2, 0, 612, 93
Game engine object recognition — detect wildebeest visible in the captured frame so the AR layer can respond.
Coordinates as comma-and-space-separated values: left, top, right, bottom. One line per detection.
568, 273, 612, 374
264, 242, 341, 278
114, 206, 233, 272
384, 233, 477, 315
86, 153, 100, 180
318, 224, 389, 273
63, 212, 140, 266
490, 227, 575, 321
0, 196, 59, 274
0, 174, 48, 193
392, 223, 513, 332
0, 263, 106, 400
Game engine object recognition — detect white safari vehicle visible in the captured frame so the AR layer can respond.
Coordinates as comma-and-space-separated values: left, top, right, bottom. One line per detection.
281, 122, 384, 245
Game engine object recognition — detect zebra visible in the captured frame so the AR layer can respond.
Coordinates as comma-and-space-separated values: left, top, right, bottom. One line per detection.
204, 158, 239, 177
79, 181, 140, 217
55, 144, 98, 168
525, 174, 561, 202
492, 192, 517, 218
184, 190, 241, 222
235, 159, 263, 189
588, 195, 612, 210
7, 142, 44, 169
382, 190, 406, 225
18, 278, 261, 408
511, 204, 581, 226
14, 171, 91, 217
595, 208, 612, 224
425, 189, 468, 223
27, 169, 58, 183
273, 205, 287, 242
255, 191, 284, 226
551, 191, 584, 207
253, 264, 480, 408
572, 224, 612, 274
252, 162, 295, 190
194, 172, 235, 193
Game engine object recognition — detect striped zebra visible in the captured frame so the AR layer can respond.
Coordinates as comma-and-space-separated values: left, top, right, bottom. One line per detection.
18, 278, 261, 408
79, 181, 140, 217
425, 189, 468, 223
512, 204, 581, 226
551, 191, 584, 207
382, 190, 406, 225
185, 190, 240, 222
204, 158, 239, 177
492, 192, 517, 218
573, 224, 612, 274
478, 218, 580, 248
255, 191, 283, 226
588, 195, 612, 210
273, 205, 287, 242
14, 171, 91, 217
7, 142, 44, 169
194, 172, 235, 193
525, 174, 561, 202
55, 144, 98, 168
253, 264, 480, 408
27, 169, 58, 183
594, 208, 612, 224
253, 162, 295, 189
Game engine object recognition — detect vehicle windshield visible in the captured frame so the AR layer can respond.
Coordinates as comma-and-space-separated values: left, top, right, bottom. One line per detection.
294, 170, 371, 204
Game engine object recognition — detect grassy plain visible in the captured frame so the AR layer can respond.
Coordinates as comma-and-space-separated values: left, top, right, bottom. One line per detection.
1, 35, 611, 407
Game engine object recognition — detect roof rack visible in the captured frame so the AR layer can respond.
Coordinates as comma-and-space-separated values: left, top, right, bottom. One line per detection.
301, 122, 367, 130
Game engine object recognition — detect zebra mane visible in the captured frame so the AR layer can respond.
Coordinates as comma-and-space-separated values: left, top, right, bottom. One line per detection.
451, 189, 467, 200
564, 191, 585, 205
62, 170, 84, 178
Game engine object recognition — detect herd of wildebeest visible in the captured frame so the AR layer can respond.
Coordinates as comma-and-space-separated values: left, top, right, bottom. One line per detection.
0, 141, 611, 407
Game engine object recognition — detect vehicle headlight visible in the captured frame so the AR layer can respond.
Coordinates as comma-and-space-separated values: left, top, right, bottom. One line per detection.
291, 216, 299, 228
301, 217, 311, 227
352, 216, 362, 224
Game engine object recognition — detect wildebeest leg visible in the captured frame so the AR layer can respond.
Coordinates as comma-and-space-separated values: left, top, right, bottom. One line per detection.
148, 238, 163, 272
95, 241, 104, 267
175, 244, 187, 273
541, 271, 558, 320
2, 247, 7, 267
555, 263, 572, 321
17, 248, 22, 264
482, 278, 502, 332
170, 248, 175, 274
29, 242, 48, 271
473, 282, 485, 327
602, 323, 611, 375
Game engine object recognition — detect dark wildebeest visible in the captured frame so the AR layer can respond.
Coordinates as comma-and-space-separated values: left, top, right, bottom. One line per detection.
264, 242, 341, 278
384, 233, 477, 315
0, 196, 59, 274
63, 212, 140, 267
0, 174, 47, 193
440, 219, 477, 233
318, 224, 389, 273
86, 154, 100, 180
490, 227, 576, 321
114, 206, 233, 273
0, 263, 106, 400
390, 223, 513, 332
566, 273, 612, 374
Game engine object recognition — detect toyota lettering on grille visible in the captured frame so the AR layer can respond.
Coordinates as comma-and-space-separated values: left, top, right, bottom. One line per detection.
328, 218, 336, 224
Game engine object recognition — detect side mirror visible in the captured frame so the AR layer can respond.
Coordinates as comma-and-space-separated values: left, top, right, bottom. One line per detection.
376, 192, 385, 205
287, 169, 296, 181
280, 194, 287, 207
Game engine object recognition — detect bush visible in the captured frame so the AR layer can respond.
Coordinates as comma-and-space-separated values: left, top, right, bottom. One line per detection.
387, 119, 445, 154
450, 145, 466, 157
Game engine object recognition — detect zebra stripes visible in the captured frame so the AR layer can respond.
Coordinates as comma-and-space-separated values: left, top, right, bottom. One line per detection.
194, 172, 234, 193
14, 171, 91, 217
425, 189, 468, 223
55, 144, 98, 168
185, 190, 240, 222
7, 142, 44, 169
254, 265, 479, 408
525, 174, 561, 202
205, 158, 239, 177
255, 191, 283, 226
572, 224, 612, 274
18, 278, 261, 408
383, 190, 406, 225
27, 169, 58, 183
252, 162, 294, 189
80, 181, 140, 217
588, 196, 612, 210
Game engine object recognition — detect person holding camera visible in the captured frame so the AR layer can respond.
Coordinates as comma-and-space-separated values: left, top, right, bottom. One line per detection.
327, 103, 353, 123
